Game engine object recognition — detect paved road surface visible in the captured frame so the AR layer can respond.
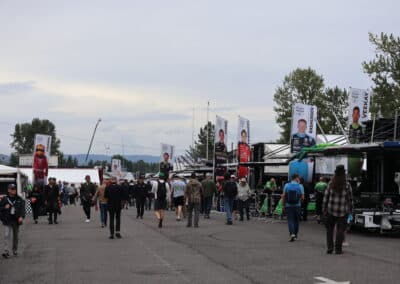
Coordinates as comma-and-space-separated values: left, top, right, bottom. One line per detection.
1, 205, 399, 284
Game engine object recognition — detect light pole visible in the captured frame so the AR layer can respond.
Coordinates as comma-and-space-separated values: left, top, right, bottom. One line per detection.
85, 118, 102, 163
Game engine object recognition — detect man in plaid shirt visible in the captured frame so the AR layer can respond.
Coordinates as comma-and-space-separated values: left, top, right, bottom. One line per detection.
322, 165, 353, 254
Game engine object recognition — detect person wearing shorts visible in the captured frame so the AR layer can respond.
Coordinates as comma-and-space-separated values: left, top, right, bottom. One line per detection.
171, 175, 186, 221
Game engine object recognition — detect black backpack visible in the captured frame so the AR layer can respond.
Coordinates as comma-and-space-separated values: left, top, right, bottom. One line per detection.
157, 182, 167, 200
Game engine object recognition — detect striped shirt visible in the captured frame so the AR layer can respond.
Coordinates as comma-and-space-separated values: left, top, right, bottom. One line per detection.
322, 182, 353, 217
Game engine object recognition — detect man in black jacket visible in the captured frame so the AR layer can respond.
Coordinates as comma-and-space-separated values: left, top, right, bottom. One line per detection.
133, 174, 147, 219
105, 177, 128, 239
80, 175, 97, 223
44, 177, 60, 225
0, 184, 25, 258
222, 174, 238, 225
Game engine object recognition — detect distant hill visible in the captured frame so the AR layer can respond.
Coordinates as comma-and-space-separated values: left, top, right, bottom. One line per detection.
69, 154, 160, 165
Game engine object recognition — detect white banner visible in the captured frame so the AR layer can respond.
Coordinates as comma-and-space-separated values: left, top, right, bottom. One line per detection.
348, 88, 371, 125
160, 143, 174, 161
290, 103, 317, 153
315, 156, 348, 175
111, 159, 122, 176
237, 116, 250, 144
34, 134, 52, 158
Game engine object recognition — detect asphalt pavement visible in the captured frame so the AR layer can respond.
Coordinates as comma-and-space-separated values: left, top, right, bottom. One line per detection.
0, 204, 399, 284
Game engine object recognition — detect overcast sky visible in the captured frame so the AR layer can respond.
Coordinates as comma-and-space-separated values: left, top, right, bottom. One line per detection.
1, 0, 399, 157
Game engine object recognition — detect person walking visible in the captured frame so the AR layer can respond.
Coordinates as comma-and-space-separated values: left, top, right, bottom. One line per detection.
264, 178, 277, 216
28, 184, 42, 224
44, 177, 60, 225
282, 174, 304, 242
0, 184, 25, 258
315, 177, 328, 223
185, 173, 202, 228
237, 177, 251, 221
171, 175, 186, 221
153, 173, 170, 228
133, 174, 148, 219
323, 165, 353, 254
93, 179, 109, 228
80, 175, 96, 223
201, 173, 216, 219
222, 173, 238, 225
105, 177, 128, 239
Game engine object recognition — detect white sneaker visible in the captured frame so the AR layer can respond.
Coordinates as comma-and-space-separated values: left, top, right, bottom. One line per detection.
85, 219, 91, 223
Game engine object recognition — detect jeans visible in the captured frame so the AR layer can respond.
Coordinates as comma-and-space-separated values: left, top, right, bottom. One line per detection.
203, 196, 213, 216
109, 208, 121, 236
326, 215, 347, 252
187, 202, 200, 227
238, 199, 250, 220
286, 206, 300, 236
136, 197, 145, 217
83, 202, 91, 219
99, 203, 108, 225
4, 224, 19, 253
223, 197, 234, 222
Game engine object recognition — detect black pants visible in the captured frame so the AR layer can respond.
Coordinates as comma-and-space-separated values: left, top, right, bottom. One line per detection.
83, 202, 91, 219
238, 199, 250, 220
69, 195, 76, 205
301, 200, 309, 221
109, 208, 121, 236
48, 209, 58, 223
316, 192, 324, 216
146, 197, 153, 210
326, 215, 347, 252
136, 197, 145, 217
31, 203, 40, 221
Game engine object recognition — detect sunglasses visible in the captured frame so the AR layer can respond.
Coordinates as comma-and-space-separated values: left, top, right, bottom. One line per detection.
36, 149, 44, 152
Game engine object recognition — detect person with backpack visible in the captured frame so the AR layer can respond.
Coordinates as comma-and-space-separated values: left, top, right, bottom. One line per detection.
0, 184, 25, 258
185, 173, 202, 228
282, 174, 304, 242
323, 165, 353, 254
153, 173, 171, 228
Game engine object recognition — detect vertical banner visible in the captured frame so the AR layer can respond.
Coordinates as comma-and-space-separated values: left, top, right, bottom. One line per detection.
237, 116, 251, 179
290, 103, 317, 153
289, 103, 317, 183
34, 134, 52, 158
214, 116, 228, 181
160, 143, 174, 179
111, 159, 122, 179
32, 134, 51, 187
348, 87, 371, 144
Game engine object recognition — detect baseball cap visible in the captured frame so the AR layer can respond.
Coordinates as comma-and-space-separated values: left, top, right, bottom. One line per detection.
8, 184, 16, 190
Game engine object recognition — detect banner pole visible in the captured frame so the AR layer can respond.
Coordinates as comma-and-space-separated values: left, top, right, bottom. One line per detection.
332, 112, 350, 144
316, 119, 328, 143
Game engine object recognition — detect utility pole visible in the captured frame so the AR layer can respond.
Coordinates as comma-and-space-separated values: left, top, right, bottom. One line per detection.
192, 106, 195, 149
206, 101, 210, 160
85, 118, 101, 162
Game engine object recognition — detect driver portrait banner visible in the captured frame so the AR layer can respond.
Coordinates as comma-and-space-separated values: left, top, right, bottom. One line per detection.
160, 143, 174, 161
214, 116, 228, 180
290, 103, 317, 153
237, 116, 251, 179
348, 87, 371, 144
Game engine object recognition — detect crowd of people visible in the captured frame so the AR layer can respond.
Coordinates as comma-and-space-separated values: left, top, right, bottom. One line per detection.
0, 164, 354, 259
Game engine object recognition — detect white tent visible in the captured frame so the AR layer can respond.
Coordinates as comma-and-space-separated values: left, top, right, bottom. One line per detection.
0, 165, 27, 196
19, 168, 101, 186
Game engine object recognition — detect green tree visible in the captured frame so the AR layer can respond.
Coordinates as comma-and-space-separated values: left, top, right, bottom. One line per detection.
10, 118, 61, 155
321, 87, 348, 134
273, 68, 325, 143
363, 32, 400, 117
186, 122, 215, 161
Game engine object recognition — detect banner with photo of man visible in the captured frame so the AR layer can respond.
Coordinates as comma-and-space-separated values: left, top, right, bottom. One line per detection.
34, 134, 52, 158
290, 103, 317, 153
32, 134, 51, 187
237, 116, 251, 178
348, 87, 371, 144
214, 116, 228, 180
289, 103, 317, 183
